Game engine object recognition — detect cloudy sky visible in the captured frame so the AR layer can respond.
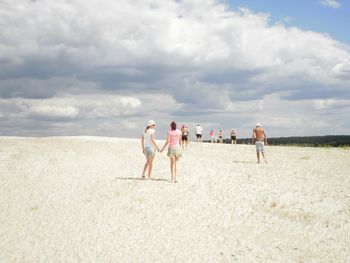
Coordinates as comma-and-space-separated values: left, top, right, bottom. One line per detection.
1, 0, 349, 139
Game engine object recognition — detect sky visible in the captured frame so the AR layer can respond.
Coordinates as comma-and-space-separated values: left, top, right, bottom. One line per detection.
0, 0, 349, 139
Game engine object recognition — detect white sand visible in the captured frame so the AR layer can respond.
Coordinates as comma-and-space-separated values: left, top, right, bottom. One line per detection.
0, 137, 349, 262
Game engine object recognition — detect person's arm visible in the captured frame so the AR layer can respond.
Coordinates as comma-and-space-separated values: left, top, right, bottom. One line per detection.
179, 131, 182, 146
151, 133, 160, 152
263, 130, 268, 145
161, 133, 170, 152
141, 133, 145, 152
251, 129, 255, 144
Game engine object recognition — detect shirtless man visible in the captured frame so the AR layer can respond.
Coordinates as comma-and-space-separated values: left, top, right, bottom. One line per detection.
230, 128, 237, 145
218, 130, 223, 143
251, 123, 268, 163
181, 125, 189, 150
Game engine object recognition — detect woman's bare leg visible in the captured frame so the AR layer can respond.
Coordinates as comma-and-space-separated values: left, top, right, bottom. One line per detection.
173, 159, 177, 182
170, 157, 175, 181
147, 156, 154, 179
142, 160, 148, 178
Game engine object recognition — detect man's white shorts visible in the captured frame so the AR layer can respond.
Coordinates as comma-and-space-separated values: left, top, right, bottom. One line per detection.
255, 141, 265, 152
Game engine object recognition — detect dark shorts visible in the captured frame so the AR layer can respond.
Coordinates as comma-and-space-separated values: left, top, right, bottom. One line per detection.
231, 136, 236, 140
196, 134, 202, 138
182, 135, 188, 141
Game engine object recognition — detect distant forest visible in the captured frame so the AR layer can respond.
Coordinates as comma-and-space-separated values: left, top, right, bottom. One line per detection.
217, 135, 350, 147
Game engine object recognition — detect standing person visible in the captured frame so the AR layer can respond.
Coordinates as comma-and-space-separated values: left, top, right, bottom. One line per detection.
231, 128, 237, 145
251, 123, 268, 163
209, 129, 215, 143
181, 124, 189, 150
161, 121, 182, 183
141, 120, 161, 179
218, 130, 223, 143
195, 124, 203, 143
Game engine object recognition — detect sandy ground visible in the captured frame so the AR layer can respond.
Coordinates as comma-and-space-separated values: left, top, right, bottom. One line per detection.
0, 137, 349, 262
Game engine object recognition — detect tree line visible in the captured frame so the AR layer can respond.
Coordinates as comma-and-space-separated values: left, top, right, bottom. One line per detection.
235, 135, 350, 147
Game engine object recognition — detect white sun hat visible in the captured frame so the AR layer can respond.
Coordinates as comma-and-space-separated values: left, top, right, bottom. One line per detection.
256, 122, 261, 127
147, 120, 155, 127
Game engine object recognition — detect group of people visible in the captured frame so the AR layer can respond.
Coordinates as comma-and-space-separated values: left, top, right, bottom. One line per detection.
193, 125, 238, 145
209, 128, 237, 144
141, 120, 268, 183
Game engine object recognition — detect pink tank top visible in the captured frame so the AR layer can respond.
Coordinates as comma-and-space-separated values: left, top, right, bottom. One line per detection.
168, 129, 181, 148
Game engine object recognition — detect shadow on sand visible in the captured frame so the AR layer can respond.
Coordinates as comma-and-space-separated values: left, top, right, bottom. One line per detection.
114, 177, 172, 183
232, 161, 257, 164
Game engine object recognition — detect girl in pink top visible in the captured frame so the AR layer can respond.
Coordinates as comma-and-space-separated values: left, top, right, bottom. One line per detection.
209, 129, 215, 143
161, 121, 182, 183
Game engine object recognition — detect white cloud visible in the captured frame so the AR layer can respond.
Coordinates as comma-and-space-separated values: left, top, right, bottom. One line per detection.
312, 98, 350, 111
0, 93, 181, 134
242, 94, 349, 136
28, 105, 79, 119
332, 63, 350, 78
1, 0, 349, 80
0, 0, 349, 137
320, 0, 341, 9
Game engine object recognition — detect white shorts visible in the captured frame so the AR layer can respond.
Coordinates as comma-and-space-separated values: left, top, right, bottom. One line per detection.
144, 146, 156, 157
255, 141, 265, 152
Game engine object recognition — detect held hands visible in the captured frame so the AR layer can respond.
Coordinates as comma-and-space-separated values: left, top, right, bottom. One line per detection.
153, 142, 167, 153
160, 145, 167, 153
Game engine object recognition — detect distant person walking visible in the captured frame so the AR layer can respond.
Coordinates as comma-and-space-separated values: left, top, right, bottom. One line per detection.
195, 124, 203, 143
218, 130, 223, 143
231, 128, 237, 145
181, 124, 189, 150
251, 123, 268, 163
161, 121, 182, 183
141, 120, 161, 179
209, 129, 215, 143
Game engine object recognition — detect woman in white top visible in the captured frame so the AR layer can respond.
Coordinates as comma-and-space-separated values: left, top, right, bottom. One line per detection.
195, 124, 203, 143
141, 120, 160, 179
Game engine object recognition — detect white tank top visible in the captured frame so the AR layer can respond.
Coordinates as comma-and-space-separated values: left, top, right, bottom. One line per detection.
143, 129, 155, 148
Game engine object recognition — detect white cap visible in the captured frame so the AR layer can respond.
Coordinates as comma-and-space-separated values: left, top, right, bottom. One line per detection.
147, 120, 155, 127
256, 122, 261, 127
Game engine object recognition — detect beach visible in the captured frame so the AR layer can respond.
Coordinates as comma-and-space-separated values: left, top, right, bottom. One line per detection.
0, 137, 349, 262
